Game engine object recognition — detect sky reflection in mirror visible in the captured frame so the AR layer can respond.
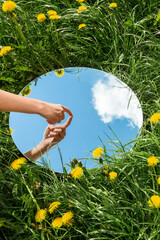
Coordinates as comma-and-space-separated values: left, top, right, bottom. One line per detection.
9, 67, 143, 173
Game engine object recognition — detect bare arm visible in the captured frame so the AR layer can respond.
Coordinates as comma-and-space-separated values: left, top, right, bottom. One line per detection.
0, 89, 73, 124
24, 118, 72, 161
24, 116, 72, 161
0, 89, 42, 114
24, 141, 48, 162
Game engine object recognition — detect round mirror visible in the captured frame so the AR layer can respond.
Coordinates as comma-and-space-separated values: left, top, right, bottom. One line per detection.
9, 67, 143, 173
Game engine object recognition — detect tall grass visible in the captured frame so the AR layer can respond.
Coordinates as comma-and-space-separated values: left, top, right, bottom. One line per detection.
0, 0, 160, 239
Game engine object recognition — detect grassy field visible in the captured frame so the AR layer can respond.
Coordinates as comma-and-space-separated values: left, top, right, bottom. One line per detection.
0, 0, 160, 239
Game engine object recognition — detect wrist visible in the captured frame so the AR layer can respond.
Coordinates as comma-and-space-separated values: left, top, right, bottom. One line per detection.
37, 140, 48, 155
36, 100, 46, 116
24, 140, 48, 162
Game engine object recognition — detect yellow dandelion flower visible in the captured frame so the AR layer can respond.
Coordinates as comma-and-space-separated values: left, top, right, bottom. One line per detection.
78, 6, 87, 10
93, 147, 104, 158
109, 3, 117, 8
78, 23, 86, 29
11, 157, 27, 170
37, 13, 46, 22
0, 221, 4, 227
24, 87, 32, 96
77, 6, 86, 13
157, 177, 160, 184
52, 217, 63, 228
47, 10, 57, 16
49, 14, 60, 20
70, 167, 83, 179
150, 113, 160, 124
76, 0, 85, 2
109, 171, 117, 180
103, 165, 108, 170
48, 201, 61, 214
2, 1, 16, 12
147, 156, 158, 167
35, 209, 47, 222
65, 218, 74, 226
55, 69, 64, 77
62, 211, 73, 225
9, 127, 13, 134
104, 171, 108, 175
0, 46, 12, 57
148, 195, 160, 208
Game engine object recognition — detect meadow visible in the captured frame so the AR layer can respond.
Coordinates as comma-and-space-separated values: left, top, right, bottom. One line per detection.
0, 0, 160, 239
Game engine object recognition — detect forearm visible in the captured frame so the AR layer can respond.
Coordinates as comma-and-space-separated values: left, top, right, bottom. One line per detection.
24, 141, 47, 161
24, 139, 58, 161
0, 89, 43, 115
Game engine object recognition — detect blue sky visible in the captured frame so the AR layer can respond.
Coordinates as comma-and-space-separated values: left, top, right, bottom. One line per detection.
9, 67, 143, 173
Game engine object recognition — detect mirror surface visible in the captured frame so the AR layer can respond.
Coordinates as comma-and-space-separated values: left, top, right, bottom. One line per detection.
9, 67, 143, 173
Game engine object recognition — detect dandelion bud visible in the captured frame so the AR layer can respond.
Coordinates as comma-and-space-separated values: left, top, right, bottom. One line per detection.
70, 161, 75, 168
78, 161, 83, 167
31, 223, 35, 228
99, 157, 103, 164
38, 224, 42, 230
73, 157, 78, 164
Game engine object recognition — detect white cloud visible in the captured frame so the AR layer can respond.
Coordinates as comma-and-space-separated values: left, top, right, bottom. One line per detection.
91, 74, 143, 129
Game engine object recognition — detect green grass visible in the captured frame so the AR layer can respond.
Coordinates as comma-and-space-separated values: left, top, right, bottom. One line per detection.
0, 0, 160, 239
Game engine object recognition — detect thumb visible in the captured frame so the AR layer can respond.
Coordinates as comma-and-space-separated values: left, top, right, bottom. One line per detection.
46, 119, 55, 124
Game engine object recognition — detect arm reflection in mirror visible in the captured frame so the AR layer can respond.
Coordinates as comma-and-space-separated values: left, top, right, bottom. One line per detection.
0, 89, 73, 125
24, 115, 72, 161
9, 67, 143, 172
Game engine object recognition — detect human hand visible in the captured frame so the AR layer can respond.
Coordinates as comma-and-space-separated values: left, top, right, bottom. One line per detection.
42, 115, 73, 151
42, 125, 66, 151
39, 101, 73, 125
24, 125, 66, 161
24, 115, 73, 161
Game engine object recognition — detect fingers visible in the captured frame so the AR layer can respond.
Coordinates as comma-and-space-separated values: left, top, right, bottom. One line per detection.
51, 129, 65, 138
46, 104, 73, 125
55, 106, 71, 124
60, 109, 65, 121
46, 119, 56, 124
62, 115, 73, 128
48, 132, 58, 137
49, 116, 73, 131
57, 128, 66, 138
50, 132, 65, 144
43, 124, 53, 138
62, 106, 73, 117
46, 110, 66, 125
55, 105, 67, 123
48, 125, 63, 133
48, 127, 66, 138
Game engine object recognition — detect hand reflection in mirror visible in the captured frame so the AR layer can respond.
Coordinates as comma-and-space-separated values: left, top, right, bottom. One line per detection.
24, 116, 72, 161
0, 89, 73, 161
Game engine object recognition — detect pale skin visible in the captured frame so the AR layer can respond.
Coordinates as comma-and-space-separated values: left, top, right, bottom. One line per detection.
24, 116, 72, 161
0, 89, 73, 124
0, 89, 73, 160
